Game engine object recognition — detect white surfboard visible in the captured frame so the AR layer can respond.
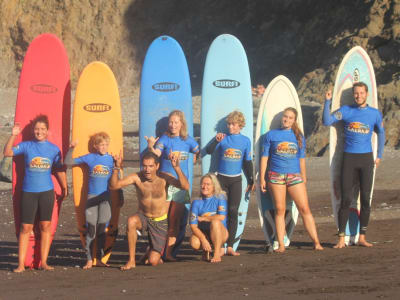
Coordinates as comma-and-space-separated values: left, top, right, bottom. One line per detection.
330, 46, 378, 245
255, 75, 302, 251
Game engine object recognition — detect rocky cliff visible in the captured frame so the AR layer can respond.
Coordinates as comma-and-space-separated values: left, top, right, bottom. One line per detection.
1, 0, 399, 155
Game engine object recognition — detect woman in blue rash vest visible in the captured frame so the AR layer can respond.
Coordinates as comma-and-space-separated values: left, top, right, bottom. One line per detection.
65, 132, 117, 269
4, 115, 68, 273
323, 82, 385, 248
259, 107, 323, 253
189, 173, 229, 263
145, 110, 199, 261
205, 110, 254, 256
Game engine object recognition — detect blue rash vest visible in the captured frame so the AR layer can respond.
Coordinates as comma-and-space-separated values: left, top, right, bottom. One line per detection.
322, 100, 385, 158
262, 128, 305, 174
155, 134, 199, 179
190, 195, 228, 228
12, 140, 62, 193
216, 133, 252, 176
73, 153, 113, 196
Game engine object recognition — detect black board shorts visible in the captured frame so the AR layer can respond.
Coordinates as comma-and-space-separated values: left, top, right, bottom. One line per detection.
21, 189, 55, 224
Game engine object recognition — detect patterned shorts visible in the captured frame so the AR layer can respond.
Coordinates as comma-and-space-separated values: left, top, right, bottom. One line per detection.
267, 171, 303, 187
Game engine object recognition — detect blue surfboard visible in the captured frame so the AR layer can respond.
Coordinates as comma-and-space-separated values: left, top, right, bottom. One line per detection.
139, 35, 193, 256
330, 46, 378, 245
201, 34, 253, 252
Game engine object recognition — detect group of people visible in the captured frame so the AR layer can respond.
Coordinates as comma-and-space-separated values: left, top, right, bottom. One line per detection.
5, 81, 385, 272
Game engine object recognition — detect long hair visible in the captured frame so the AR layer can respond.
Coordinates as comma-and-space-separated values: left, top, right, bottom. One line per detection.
167, 110, 188, 139
200, 173, 226, 198
283, 107, 303, 149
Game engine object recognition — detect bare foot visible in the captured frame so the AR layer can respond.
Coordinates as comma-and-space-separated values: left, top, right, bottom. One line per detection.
210, 256, 222, 263
95, 260, 110, 267
220, 248, 226, 257
274, 247, 286, 253
314, 244, 324, 250
226, 247, 240, 256
120, 261, 136, 270
358, 235, 373, 247
333, 238, 347, 249
13, 266, 25, 273
83, 260, 93, 270
40, 264, 54, 271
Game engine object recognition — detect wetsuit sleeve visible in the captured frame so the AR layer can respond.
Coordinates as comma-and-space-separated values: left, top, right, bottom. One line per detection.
322, 99, 344, 126
52, 149, 63, 170
243, 160, 254, 185
189, 200, 200, 225
261, 132, 271, 157
374, 110, 385, 159
155, 135, 168, 152
188, 136, 200, 154
64, 149, 87, 167
205, 138, 219, 154
11, 141, 27, 156
298, 136, 306, 158
217, 196, 228, 217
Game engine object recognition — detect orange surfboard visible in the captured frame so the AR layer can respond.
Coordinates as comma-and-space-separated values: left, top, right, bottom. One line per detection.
72, 61, 123, 264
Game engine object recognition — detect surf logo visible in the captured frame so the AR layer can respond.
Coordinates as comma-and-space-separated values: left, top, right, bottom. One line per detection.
29, 157, 51, 171
92, 165, 110, 177
276, 142, 298, 156
30, 84, 58, 94
152, 82, 180, 92
223, 148, 242, 161
217, 205, 226, 213
190, 213, 197, 222
170, 151, 189, 161
83, 103, 112, 113
347, 122, 370, 134
212, 79, 240, 89
353, 69, 360, 82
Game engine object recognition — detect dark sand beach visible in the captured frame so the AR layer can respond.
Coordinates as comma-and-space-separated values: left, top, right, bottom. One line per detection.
0, 149, 399, 300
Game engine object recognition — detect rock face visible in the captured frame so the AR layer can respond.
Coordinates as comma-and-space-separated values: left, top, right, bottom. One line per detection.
0, 0, 399, 155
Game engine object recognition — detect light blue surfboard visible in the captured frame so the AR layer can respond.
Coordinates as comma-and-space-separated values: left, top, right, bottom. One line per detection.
139, 35, 193, 256
201, 34, 253, 252
255, 75, 301, 251
330, 46, 378, 245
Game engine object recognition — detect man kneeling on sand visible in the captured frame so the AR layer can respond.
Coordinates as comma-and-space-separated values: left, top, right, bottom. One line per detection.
110, 151, 189, 270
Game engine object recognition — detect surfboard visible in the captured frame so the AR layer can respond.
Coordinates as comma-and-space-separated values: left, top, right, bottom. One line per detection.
330, 46, 378, 245
201, 34, 253, 252
139, 36, 193, 257
12, 33, 70, 268
255, 75, 302, 251
72, 61, 123, 264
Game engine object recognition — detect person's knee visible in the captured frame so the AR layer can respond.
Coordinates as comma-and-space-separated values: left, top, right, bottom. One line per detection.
20, 224, 33, 234
190, 235, 201, 250
148, 253, 161, 266
275, 207, 286, 217
40, 221, 52, 232
210, 219, 222, 231
127, 216, 139, 231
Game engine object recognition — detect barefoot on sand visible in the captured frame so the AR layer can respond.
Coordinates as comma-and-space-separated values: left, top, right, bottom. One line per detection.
314, 244, 324, 250
83, 260, 93, 270
333, 237, 347, 249
210, 256, 222, 263
274, 247, 286, 253
120, 261, 136, 271
226, 247, 240, 256
13, 266, 25, 273
358, 235, 373, 247
40, 264, 54, 271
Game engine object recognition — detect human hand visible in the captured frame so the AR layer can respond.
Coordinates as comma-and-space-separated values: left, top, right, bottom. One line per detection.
70, 140, 78, 147
201, 238, 212, 252
375, 158, 381, 168
145, 136, 159, 149
12, 123, 21, 136
325, 90, 332, 100
261, 179, 267, 193
169, 149, 180, 168
60, 186, 68, 200
246, 184, 255, 193
113, 150, 123, 168
215, 133, 226, 142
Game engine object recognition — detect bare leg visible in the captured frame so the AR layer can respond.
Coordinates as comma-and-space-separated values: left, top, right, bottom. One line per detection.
334, 235, 347, 249
268, 183, 287, 253
165, 201, 185, 261
288, 183, 323, 250
358, 234, 373, 247
13, 224, 33, 273
210, 220, 229, 263
83, 260, 93, 270
40, 221, 54, 270
121, 215, 142, 270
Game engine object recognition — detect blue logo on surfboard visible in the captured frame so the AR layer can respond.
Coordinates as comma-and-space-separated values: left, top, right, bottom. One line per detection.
152, 82, 180, 92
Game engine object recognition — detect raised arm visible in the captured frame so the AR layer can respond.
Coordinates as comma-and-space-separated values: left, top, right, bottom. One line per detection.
322, 90, 341, 126
3, 124, 21, 157
161, 151, 189, 190
205, 133, 225, 154
145, 136, 161, 157
109, 151, 137, 190
64, 141, 81, 168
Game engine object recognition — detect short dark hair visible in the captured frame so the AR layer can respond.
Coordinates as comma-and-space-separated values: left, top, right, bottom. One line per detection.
141, 151, 160, 164
352, 82, 368, 93
32, 114, 49, 129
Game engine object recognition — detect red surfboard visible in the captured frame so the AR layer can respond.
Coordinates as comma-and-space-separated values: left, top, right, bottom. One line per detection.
12, 33, 70, 268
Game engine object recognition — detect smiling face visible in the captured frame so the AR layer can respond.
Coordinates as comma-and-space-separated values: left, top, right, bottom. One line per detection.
353, 85, 368, 107
168, 115, 182, 137
201, 176, 215, 198
33, 121, 48, 141
94, 140, 109, 155
281, 110, 296, 129
142, 157, 159, 180
227, 122, 241, 135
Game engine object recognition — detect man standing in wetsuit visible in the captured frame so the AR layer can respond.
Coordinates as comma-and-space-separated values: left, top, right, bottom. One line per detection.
109, 151, 189, 269
323, 82, 385, 248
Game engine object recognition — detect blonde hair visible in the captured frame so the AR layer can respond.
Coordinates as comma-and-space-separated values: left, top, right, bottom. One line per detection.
167, 110, 188, 139
283, 107, 303, 149
89, 132, 110, 152
226, 110, 245, 129
200, 173, 226, 198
